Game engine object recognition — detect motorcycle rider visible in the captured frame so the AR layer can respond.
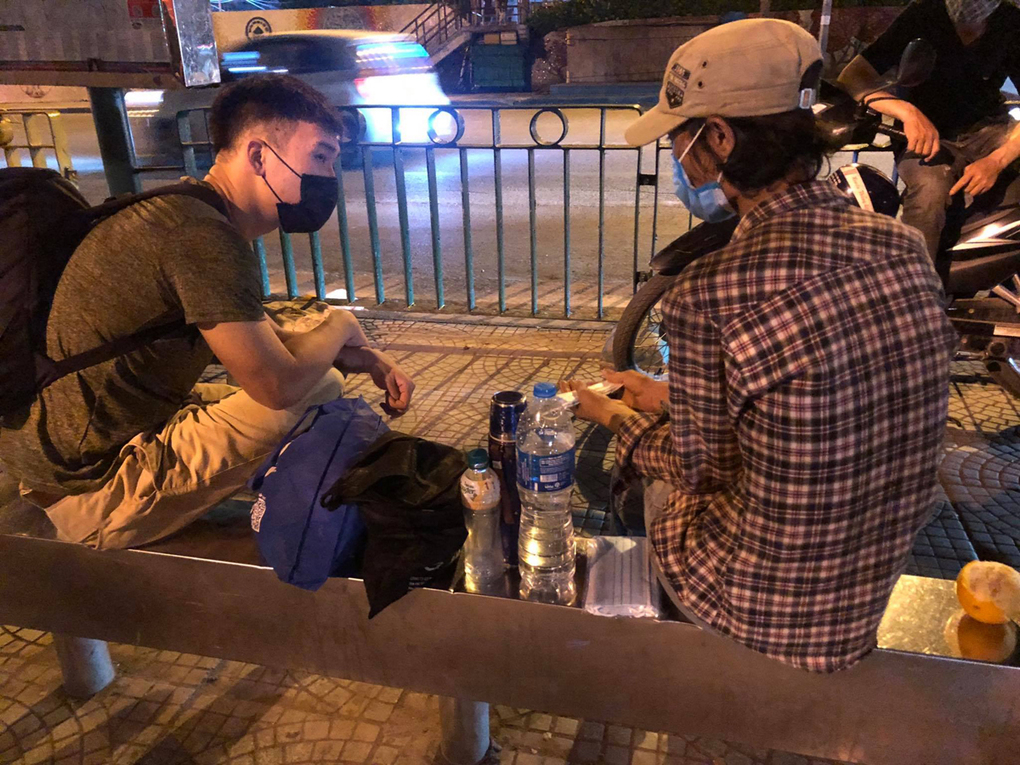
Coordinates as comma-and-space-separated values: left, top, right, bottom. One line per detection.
838, 0, 1020, 261
568, 19, 958, 672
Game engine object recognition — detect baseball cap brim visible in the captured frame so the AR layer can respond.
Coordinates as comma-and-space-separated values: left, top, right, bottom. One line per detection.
624, 106, 688, 147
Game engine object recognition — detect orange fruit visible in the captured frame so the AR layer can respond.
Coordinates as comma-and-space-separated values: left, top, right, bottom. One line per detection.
955, 560, 1020, 625
945, 611, 1018, 663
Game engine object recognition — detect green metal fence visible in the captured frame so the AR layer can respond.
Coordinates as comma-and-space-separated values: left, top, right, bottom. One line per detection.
167, 102, 669, 319
0, 109, 75, 181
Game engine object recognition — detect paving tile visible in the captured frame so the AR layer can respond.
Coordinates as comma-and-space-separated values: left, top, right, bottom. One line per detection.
331, 719, 357, 740
363, 701, 394, 723
631, 751, 658, 765
374, 745, 400, 765
633, 731, 659, 751
284, 741, 315, 762
553, 718, 579, 737
353, 722, 380, 743
608, 725, 632, 747
530, 713, 553, 732
311, 739, 345, 760
341, 740, 374, 762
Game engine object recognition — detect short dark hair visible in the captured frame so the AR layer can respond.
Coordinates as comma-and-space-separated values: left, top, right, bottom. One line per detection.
679, 110, 841, 193
208, 74, 342, 153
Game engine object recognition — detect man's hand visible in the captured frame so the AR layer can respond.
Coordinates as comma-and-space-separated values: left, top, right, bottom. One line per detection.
838, 56, 941, 161
603, 369, 668, 414
563, 380, 636, 434
335, 346, 415, 416
950, 154, 1006, 197
369, 355, 415, 417
901, 106, 941, 162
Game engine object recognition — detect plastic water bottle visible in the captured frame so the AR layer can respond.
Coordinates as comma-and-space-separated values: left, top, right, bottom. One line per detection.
516, 382, 577, 605
460, 448, 505, 591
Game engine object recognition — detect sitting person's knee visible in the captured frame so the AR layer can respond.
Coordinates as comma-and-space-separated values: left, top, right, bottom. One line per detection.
901, 163, 957, 203
302, 368, 345, 408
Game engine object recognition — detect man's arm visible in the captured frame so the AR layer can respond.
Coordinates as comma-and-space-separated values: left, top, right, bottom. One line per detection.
199, 309, 365, 410
950, 122, 1020, 196
262, 311, 414, 414
838, 54, 941, 160
950, 48, 1020, 197
584, 302, 738, 495
335, 345, 415, 415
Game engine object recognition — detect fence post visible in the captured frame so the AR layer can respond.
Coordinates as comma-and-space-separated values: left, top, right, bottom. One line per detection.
45, 112, 75, 180
23, 113, 53, 169
87, 87, 141, 195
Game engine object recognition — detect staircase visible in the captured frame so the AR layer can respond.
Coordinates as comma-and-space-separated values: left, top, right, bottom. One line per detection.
401, 1, 528, 65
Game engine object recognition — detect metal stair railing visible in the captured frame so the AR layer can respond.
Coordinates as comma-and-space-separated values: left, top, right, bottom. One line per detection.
401, 1, 527, 56
400, 2, 463, 56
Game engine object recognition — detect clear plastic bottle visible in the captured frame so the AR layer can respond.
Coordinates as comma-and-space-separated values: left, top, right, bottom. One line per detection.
460, 448, 505, 591
516, 382, 577, 605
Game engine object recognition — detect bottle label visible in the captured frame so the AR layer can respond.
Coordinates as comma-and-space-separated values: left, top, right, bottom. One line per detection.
516, 446, 575, 492
461, 473, 500, 511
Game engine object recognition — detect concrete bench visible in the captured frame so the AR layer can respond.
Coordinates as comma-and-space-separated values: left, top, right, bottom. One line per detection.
1, 497, 1019, 765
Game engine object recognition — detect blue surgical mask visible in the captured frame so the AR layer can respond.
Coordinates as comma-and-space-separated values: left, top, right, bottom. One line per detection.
671, 124, 736, 223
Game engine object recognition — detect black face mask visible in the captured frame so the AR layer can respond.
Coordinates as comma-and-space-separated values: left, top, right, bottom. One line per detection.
261, 142, 338, 234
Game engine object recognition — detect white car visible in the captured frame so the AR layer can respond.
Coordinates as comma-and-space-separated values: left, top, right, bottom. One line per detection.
127, 30, 452, 168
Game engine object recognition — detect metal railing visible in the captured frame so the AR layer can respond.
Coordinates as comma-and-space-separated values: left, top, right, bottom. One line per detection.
146, 102, 900, 321
401, 3, 465, 56
2, 101, 910, 322
167, 102, 658, 319
0, 109, 75, 181
401, 1, 527, 56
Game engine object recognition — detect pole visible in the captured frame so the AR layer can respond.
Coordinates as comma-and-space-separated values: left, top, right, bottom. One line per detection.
438, 697, 490, 765
52, 634, 116, 698
87, 87, 141, 196
817, 0, 834, 59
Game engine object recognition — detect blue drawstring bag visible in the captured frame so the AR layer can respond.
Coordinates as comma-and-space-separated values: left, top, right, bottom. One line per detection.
248, 396, 388, 590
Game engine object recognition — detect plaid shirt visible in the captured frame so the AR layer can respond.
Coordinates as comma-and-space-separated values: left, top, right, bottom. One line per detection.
617, 181, 958, 673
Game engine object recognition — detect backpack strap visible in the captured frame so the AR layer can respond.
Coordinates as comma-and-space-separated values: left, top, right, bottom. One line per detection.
89, 180, 230, 223
36, 182, 230, 388
39, 319, 191, 388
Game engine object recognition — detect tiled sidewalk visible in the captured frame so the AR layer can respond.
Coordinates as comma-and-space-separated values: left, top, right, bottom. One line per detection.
4, 313, 1020, 765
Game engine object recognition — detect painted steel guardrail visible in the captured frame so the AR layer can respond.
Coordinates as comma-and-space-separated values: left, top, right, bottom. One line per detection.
0, 108, 75, 181
169, 102, 663, 319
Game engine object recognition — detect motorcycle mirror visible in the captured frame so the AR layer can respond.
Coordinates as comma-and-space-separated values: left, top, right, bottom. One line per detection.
896, 39, 936, 88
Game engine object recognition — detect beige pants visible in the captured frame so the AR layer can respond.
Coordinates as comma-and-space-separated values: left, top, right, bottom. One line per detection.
26, 369, 345, 550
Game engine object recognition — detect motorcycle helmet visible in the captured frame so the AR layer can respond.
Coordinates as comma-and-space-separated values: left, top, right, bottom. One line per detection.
829, 163, 901, 219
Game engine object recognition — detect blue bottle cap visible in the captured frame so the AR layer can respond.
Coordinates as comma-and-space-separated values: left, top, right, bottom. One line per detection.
533, 382, 557, 399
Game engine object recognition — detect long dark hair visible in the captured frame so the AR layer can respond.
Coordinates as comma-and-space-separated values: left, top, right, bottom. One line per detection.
683, 110, 841, 193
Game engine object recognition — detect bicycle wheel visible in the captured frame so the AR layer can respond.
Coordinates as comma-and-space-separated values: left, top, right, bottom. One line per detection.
611, 274, 674, 376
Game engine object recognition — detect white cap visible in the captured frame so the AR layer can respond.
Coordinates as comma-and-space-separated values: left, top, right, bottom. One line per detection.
625, 19, 823, 147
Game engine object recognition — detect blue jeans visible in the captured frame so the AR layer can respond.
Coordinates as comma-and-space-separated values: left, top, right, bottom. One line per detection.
897, 119, 1020, 263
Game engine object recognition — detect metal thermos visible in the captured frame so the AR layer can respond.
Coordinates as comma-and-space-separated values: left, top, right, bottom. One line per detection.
488, 391, 526, 566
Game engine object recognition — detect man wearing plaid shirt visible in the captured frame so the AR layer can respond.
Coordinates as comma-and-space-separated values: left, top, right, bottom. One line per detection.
570, 20, 959, 672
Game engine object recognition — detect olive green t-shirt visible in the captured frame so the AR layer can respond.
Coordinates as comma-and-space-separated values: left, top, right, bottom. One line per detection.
0, 190, 264, 494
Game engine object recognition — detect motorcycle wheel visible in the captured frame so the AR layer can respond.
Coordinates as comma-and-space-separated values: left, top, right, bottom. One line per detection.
612, 274, 675, 376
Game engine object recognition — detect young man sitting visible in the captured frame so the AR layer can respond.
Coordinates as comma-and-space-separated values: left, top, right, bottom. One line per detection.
0, 74, 414, 550
569, 20, 957, 672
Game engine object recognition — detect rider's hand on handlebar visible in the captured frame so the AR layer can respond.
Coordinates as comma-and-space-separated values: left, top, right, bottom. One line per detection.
902, 107, 940, 162
950, 154, 1005, 198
